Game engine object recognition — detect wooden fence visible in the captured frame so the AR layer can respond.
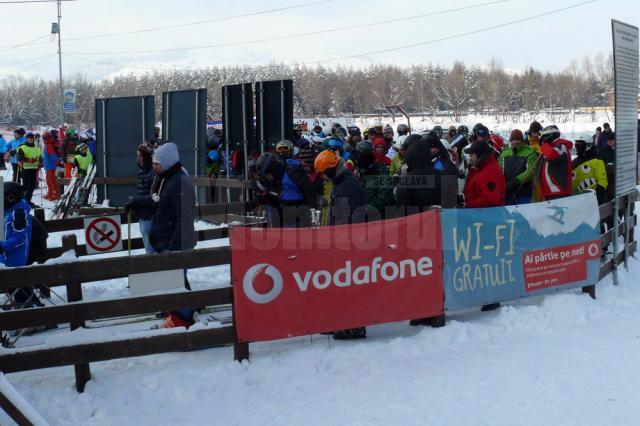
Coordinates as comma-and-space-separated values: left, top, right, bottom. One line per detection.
0, 191, 636, 406
33, 202, 258, 262
0, 245, 245, 395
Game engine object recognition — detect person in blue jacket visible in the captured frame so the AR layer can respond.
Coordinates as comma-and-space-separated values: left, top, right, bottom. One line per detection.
8, 128, 26, 183
0, 133, 7, 170
1, 182, 40, 307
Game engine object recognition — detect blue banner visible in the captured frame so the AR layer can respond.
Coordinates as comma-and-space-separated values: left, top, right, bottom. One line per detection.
442, 193, 602, 311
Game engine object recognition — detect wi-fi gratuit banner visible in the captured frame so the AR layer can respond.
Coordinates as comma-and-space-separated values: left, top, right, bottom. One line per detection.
441, 192, 602, 310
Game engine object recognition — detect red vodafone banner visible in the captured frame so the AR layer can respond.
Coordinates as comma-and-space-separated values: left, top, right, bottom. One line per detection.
231, 210, 444, 342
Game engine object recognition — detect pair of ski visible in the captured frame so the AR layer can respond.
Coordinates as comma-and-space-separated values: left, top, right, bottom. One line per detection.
51, 164, 97, 219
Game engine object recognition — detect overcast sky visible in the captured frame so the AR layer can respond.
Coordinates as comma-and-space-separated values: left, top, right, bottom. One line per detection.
0, 0, 638, 81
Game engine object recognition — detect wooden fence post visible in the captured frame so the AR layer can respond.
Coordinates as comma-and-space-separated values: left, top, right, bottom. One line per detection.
62, 234, 92, 392
582, 285, 596, 300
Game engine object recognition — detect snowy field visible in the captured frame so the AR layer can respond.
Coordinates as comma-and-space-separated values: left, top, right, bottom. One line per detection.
2, 240, 640, 425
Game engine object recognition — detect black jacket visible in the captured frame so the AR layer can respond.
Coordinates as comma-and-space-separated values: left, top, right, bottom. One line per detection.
396, 139, 446, 213
330, 168, 366, 225
134, 163, 156, 220
150, 162, 196, 253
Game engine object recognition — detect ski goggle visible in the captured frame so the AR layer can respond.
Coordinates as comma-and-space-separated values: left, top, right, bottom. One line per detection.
276, 145, 291, 153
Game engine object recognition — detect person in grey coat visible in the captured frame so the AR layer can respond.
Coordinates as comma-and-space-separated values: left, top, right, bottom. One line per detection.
150, 142, 196, 254
150, 142, 198, 328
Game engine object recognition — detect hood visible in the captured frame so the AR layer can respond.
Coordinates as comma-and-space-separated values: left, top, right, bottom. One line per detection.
8, 198, 31, 214
405, 138, 431, 171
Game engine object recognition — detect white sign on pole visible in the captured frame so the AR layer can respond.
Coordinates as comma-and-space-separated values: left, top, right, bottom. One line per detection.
63, 88, 76, 113
83, 215, 122, 255
612, 20, 639, 196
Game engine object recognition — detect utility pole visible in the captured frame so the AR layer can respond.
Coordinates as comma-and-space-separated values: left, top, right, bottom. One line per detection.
53, 0, 64, 127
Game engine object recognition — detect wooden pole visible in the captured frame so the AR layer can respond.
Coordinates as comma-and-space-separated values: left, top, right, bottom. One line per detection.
61, 234, 91, 392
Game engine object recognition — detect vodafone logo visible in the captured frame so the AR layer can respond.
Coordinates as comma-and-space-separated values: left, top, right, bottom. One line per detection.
243, 263, 284, 304
242, 256, 434, 304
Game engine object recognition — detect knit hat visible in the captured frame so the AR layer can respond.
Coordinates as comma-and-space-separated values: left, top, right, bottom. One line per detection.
153, 142, 180, 170
509, 129, 524, 141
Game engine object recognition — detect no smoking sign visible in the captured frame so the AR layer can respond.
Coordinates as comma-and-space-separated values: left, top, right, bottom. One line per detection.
83, 215, 123, 255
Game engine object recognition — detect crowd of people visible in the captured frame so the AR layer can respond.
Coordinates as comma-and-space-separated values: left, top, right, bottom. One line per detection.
0, 118, 619, 336
243, 119, 617, 339
0, 126, 96, 207
247, 120, 617, 230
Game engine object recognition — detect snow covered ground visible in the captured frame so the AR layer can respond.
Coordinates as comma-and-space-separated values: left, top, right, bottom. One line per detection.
2, 213, 639, 425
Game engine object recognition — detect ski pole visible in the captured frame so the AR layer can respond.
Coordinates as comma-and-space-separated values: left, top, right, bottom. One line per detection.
127, 209, 132, 256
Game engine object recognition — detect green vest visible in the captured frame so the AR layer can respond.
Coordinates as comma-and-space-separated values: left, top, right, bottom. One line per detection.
75, 152, 93, 174
18, 144, 41, 169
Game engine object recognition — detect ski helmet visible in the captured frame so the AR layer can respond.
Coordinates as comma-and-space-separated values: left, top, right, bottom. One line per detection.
540, 125, 560, 143
397, 124, 410, 135
314, 150, 340, 173
14, 128, 25, 136
473, 124, 490, 139
77, 142, 88, 152
256, 152, 284, 179
382, 125, 394, 138
276, 140, 294, 155
26, 132, 35, 140
457, 125, 469, 135
432, 125, 443, 138
574, 134, 595, 155
4, 181, 25, 209
347, 126, 361, 137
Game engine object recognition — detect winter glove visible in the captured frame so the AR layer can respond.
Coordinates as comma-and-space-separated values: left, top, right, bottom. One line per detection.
596, 185, 608, 205
124, 198, 138, 213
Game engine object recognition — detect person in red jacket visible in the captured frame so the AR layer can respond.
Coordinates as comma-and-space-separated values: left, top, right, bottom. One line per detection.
372, 138, 391, 166
464, 140, 505, 207
535, 125, 573, 200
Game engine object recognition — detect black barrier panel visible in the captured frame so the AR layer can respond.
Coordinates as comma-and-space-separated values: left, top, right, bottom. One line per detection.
222, 83, 254, 151
161, 89, 207, 178
95, 96, 155, 206
255, 79, 293, 152
222, 83, 254, 178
